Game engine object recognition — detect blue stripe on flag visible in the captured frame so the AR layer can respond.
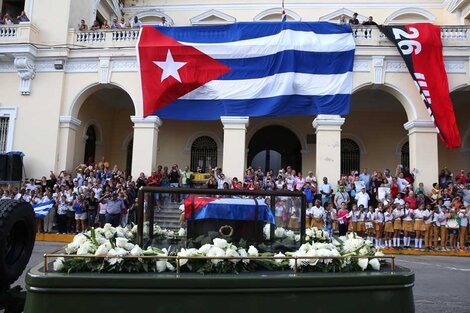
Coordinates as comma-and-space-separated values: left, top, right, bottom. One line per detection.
153, 22, 352, 43
217, 50, 354, 79
33, 200, 55, 219
155, 94, 351, 120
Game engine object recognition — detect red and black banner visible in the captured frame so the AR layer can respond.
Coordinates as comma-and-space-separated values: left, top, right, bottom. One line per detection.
378, 23, 461, 149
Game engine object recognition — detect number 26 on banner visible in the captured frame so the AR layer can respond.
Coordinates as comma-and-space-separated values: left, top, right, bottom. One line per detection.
392, 27, 422, 55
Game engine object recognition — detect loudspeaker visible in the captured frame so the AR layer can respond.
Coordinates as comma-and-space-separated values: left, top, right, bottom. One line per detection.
0, 154, 7, 181
7, 154, 23, 181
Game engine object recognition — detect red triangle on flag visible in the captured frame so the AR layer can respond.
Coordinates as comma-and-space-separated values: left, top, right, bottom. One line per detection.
138, 26, 232, 117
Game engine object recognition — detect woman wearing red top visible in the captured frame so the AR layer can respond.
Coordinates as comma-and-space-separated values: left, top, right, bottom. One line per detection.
337, 202, 349, 236
390, 178, 399, 198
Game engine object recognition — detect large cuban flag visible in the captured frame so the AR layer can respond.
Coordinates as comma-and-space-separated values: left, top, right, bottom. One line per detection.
138, 22, 355, 120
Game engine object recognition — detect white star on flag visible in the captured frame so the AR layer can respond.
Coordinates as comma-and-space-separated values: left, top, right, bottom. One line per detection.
154, 50, 187, 83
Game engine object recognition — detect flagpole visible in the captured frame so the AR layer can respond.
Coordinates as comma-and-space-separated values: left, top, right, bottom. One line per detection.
281, 0, 286, 22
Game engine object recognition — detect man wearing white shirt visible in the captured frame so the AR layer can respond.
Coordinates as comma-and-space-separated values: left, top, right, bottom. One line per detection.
397, 173, 409, 193
355, 187, 370, 208
319, 177, 333, 206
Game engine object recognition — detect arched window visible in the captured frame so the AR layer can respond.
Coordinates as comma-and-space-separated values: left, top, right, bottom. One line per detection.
401, 142, 410, 170
341, 139, 360, 176
191, 136, 217, 173
84, 125, 96, 164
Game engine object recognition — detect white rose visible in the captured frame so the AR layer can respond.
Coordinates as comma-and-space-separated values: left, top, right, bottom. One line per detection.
238, 248, 249, 264
213, 238, 228, 249
225, 248, 240, 264
178, 228, 186, 237
207, 246, 226, 265
178, 248, 191, 266
130, 245, 144, 256
358, 258, 368, 271
263, 224, 271, 240
131, 224, 138, 233
247, 245, 258, 257
114, 247, 128, 256
115, 226, 126, 238
295, 234, 301, 242
53, 257, 64, 271
306, 249, 319, 266
274, 252, 285, 264
124, 243, 135, 251
156, 260, 167, 272
104, 230, 114, 239
115, 238, 129, 248
106, 249, 123, 265
358, 247, 369, 256
103, 223, 113, 231
198, 244, 211, 255
95, 244, 109, 256
65, 242, 79, 254
72, 233, 88, 245
285, 230, 295, 239
306, 228, 314, 237
77, 242, 93, 255
274, 227, 285, 238
369, 258, 380, 271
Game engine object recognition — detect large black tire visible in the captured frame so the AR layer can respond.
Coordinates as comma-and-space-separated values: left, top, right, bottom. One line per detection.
0, 200, 35, 289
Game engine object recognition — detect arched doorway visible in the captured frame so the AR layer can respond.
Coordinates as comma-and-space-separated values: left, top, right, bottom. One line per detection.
190, 136, 217, 172
74, 84, 135, 173
345, 86, 408, 171
341, 138, 360, 176
248, 125, 301, 173
84, 125, 97, 164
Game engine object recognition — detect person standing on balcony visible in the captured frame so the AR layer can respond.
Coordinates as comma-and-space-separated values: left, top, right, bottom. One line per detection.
17, 11, 29, 22
78, 19, 88, 31
161, 16, 171, 27
362, 16, 378, 26
348, 12, 359, 25
338, 15, 347, 25
119, 17, 128, 28
4, 13, 13, 25
102, 20, 110, 29
130, 16, 143, 28
90, 20, 100, 31
111, 18, 121, 29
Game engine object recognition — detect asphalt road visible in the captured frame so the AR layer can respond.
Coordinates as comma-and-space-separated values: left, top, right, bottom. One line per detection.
11, 242, 470, 313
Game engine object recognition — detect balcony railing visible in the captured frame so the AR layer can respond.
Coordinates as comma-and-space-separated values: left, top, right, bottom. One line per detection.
70, 28, 140, 47
0, 23, 39, 43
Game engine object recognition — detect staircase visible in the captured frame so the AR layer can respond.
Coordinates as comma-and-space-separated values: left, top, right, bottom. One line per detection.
154, 202, 181, 230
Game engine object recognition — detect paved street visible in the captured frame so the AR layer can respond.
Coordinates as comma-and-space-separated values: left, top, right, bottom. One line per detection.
12, 242, 470, 313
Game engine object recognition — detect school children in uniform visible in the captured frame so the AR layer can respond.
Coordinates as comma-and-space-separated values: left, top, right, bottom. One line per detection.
438, 207, 449, 250
423, 204, 434, 250
374, 205, 384, 248
458, 207, 469, 250
365, 206, 375, 243
413, 204, 426, 249
402, 202, 414, 248
356, 205, 366, 237
384, 206, 394, 248
392, 204, 404, 248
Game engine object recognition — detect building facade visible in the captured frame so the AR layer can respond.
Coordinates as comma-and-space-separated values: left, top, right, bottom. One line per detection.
0, 0, 469, 190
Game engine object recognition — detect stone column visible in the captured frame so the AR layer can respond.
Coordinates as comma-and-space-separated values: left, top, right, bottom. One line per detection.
130, 116, 162, 178
56, 116, 81, 173
404, 119, 439, 191
220, 116, 249, 181
312, 114, 345, 190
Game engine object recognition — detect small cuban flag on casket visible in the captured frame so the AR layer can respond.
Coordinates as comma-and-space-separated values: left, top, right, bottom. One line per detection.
137, 22, 355, 120
184, 196, 276, 224
33, 200, 55, 219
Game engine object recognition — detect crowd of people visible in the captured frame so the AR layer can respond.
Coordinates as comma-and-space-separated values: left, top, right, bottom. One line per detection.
77, 15, 169, 31
0, 158, 468, 251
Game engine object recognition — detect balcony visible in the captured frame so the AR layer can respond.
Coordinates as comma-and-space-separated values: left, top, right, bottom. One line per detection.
67, 28, 140, 48
66, 25, 470, 49
0, 23, 39, 44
